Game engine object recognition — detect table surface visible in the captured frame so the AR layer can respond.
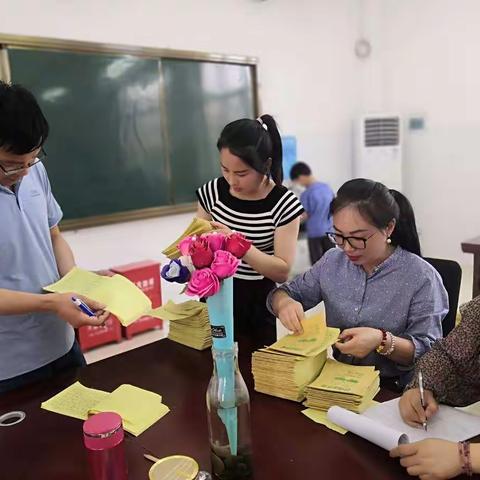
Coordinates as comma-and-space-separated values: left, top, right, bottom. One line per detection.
462, 236, 480, 253
0, 338, 453, 480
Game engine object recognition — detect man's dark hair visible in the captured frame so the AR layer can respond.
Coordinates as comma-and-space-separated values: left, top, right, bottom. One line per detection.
0, 81, 49, 154
290, 162, 311, 180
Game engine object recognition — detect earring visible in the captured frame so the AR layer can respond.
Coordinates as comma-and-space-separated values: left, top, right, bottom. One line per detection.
387, 237, 392, 244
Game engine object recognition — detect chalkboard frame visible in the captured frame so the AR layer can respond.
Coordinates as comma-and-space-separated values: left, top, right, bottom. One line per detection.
0, 34, 259, 230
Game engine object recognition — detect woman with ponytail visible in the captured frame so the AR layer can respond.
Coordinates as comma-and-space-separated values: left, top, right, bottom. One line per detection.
196, 114, 304, 346
268, 178, 448, 387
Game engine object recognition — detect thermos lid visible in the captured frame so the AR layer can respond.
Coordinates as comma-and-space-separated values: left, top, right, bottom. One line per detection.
83, 412, 124, 450
149, 455, 199, 480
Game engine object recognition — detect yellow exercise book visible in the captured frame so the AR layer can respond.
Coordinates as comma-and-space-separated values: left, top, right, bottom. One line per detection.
41, 382, 169, 436
251, 314, 340, 402
162, 217, 214, 259
152, 300, 212, 350
268, 314, 338, 357
44, 267, 162, 327
304, 359, 380, 413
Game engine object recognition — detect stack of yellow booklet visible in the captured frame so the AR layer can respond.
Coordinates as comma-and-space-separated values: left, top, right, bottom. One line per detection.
251, 314, 340, 402
154, 300, 211, 350
304, 359, 380, 413
162, 217, 214, 260
41, 382, 170, 436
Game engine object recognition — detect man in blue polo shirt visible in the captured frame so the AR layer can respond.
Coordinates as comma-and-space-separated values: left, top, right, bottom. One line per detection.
290, 162, 335, 264
0, 82, 108, 393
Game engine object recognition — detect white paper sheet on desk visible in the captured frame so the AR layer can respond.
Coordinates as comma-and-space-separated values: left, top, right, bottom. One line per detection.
327, 397, 480, 451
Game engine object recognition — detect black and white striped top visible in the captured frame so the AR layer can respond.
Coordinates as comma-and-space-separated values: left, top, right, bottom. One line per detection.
196, 177, 304, 280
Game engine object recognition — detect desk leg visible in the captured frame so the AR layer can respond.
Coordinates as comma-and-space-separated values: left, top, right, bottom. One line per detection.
474, 254, 480, 299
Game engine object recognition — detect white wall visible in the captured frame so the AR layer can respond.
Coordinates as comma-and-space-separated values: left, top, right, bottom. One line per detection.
1, 0, 478, 297
0, 0, 361, 303
360, 0, 480, 267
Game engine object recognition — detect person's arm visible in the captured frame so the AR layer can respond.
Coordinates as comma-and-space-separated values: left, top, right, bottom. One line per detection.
390, 439, 471, 479
242, 217, 300, 283
395, 271, 447, 367
409, 295, 480, 406
0, 289, 108, 328
335, 327, 415, 365
196, 203, 212, 221
267, 259, 325, 333
50, 226, 76, 277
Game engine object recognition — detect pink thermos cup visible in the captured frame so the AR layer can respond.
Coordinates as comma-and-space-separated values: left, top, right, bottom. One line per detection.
83, 412, 128, 480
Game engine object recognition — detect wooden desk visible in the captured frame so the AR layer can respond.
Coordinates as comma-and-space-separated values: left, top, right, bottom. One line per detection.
0, 339, 429, 479
462, 236, 480, 298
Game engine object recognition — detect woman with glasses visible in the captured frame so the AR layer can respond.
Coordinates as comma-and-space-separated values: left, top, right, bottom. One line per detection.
268, 178, 448, 387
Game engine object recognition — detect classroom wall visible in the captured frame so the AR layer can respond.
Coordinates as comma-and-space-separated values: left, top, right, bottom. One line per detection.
1, 0, 477, 300
360, 0, 480, 267
0, 0, 361, 301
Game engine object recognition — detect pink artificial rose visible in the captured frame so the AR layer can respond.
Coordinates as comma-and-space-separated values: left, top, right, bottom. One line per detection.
211, 250, 239, 279
202, 232, 226, 252
224, 232, 252, 259
178, 236, 194, 256
186, 268, 220, 298
189, 238, 214, 268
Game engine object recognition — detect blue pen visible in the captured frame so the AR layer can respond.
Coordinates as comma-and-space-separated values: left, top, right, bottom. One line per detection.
71, 296, 96, 317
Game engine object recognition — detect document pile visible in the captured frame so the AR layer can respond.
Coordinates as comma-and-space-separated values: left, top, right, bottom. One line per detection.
153, 300, 212, 350
304, 359, 380, 414
252, 314, 339, 402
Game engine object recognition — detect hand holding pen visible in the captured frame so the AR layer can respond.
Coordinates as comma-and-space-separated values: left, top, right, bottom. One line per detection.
48, 292, 109, 328
398, 376, 439, 429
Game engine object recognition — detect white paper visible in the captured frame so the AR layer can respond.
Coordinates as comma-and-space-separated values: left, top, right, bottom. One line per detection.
364, 398, 480, 443
327, 406, 408, 450
327, 398, 480, 451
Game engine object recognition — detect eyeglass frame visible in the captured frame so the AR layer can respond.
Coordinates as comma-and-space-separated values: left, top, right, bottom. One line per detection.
326, 231, 378, 250
0, 148, 47, 176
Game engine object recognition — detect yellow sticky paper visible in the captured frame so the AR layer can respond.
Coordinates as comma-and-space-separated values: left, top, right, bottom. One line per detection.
162, 217, 214, 259
269, 314, 326, 354
89, 384, 170, 436
41, 381, 109, 420
301, 408, 348, 434
269, 314, 339, 357
308, 359, 379, 396
44, 267, 152, 326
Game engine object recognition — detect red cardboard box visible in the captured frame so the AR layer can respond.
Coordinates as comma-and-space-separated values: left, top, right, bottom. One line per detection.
110, 260, 163, 339
77, 314, 122, 352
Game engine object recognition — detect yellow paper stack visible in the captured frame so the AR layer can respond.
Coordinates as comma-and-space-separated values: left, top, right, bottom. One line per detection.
251, 314, 340, 402
152, 300, 211, 350
41, 382, 170, 436
161, 217, 214, 259
304, 359, 380, 414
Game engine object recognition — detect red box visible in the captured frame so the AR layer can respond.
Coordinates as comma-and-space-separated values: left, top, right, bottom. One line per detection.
77, 314, 122, 352
110, 260, 163, 339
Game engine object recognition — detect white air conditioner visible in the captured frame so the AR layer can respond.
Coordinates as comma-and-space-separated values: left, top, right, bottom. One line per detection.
353, 114, 402, 191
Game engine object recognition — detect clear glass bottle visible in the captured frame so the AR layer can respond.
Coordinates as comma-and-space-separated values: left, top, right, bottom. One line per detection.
206, 344, 253, 480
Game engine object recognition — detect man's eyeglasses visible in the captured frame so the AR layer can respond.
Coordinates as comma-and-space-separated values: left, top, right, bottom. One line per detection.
0, 148, 47, 176
326, 231, 377, 250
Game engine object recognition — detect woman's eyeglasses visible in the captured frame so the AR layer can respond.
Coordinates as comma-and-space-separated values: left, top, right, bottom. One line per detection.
326, 231, 377, 250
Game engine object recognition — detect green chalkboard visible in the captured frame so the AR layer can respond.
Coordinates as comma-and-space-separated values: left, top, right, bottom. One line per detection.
6, 44, 256, 228
162, 59, 255, 204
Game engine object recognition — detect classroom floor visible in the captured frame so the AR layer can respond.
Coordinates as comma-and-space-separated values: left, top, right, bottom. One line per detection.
84, 241, 475, 365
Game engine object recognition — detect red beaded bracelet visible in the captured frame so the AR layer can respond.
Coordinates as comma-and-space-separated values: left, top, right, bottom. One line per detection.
458, 441, 473, 476
375, 329, 388, 354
